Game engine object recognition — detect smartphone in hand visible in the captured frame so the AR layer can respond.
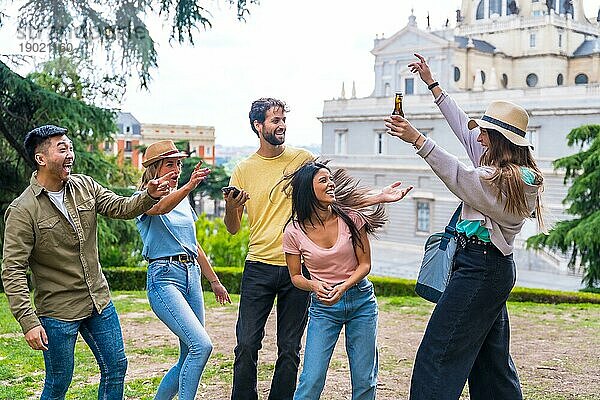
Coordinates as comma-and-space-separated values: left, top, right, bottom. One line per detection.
222, 186, 241, 197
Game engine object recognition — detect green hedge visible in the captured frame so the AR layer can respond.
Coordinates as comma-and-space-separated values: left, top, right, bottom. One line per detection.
3, 266, 600, 305
97, 267, 600, 305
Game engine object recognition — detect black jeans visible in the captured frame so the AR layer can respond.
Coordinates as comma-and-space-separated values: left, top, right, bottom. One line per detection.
410, 241, 522, 400
231, 261, 310, 400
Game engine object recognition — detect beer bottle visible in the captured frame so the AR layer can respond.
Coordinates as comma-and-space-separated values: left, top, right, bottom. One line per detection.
392, 92, 404, 117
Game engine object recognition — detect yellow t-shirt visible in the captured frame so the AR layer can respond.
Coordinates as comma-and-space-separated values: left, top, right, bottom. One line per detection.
230, 146, 313, 266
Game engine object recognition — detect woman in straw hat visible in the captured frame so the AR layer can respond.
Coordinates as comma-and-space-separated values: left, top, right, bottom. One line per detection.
384, 54, 545, 400
136, 140, 231, 400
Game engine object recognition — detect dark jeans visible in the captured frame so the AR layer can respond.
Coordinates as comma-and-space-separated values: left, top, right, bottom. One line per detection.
39, 301, 127, 400
410, 242, 522, 400
232, 261, 310, 400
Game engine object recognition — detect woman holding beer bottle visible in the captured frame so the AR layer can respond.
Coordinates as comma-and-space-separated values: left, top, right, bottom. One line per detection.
385, 53, 545, 400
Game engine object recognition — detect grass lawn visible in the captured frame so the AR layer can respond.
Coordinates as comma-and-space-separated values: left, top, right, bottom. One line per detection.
1, 291, 599, 399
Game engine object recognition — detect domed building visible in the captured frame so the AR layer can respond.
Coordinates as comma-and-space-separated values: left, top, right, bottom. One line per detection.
320, 0, 600, 272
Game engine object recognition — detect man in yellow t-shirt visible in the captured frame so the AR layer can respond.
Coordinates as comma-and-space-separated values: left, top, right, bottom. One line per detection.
224, 98, 313, 400
224, 98, 413, 399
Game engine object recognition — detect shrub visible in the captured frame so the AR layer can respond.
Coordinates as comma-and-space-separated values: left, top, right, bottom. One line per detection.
196, 213, 249, 268
96, 267, 600, 305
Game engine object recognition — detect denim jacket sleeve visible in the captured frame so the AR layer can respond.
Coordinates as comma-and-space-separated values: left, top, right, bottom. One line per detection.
434, 91, 485, 167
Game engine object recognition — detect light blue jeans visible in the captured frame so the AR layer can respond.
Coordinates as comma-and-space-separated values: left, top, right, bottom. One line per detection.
146, 260, 213, 400
294, 278, 378, 400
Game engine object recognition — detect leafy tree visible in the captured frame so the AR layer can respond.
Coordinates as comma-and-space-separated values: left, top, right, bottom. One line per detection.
527, 125, 600, 288
0, 59, 142, 265
2, 0, 257, 88
196, 213, 248, 267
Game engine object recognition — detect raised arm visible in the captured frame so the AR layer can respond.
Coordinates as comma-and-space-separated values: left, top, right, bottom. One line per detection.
409, 53, 484, 166
146, 164, 210, 215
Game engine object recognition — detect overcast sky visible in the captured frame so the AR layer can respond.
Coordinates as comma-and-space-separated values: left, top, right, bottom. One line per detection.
2, 0, 600, 147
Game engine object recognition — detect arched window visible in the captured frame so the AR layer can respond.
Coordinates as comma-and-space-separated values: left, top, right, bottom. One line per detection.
557, 73, 564, 86
480, 70, 486, 85
559, 0, 574, 17
454, 66, 461, 82
489, 0, 501, 16
507, 0, 518, 15
526, 73, 538, 87
501, 73, 508, 88
575, 73, 588, 85
476, 0, 485, 19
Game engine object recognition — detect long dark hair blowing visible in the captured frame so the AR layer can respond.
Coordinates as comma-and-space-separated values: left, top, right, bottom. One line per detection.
480, 128, 545, 231
283, 160, 386, 251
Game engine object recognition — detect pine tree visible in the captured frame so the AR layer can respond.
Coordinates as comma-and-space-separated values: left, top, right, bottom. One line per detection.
527, 125, 600, 288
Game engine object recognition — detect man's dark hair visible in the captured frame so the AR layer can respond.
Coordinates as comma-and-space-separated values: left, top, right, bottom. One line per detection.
249, 98, 289, 137
24, 125, 68, 167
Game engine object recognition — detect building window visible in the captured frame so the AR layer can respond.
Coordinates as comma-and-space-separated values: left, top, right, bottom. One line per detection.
125, 125, 131, 133
384, 82, 391, 96
557, 73, 564, 86
489, 0, 501, 16
374, 131, 387, 155
125, 141, 132, 152
507, 0, 518, 15
480, 70, 486, 85
501, 73, 508, 88
405, 78, 414, 95
558, 33, 562, 47
206, 146, 212, 156
526, 73, 538, 87
416, 201, 431, 233
454, 66, 461, 82
335, 130, 348, 155
532, 10, 541, 16
529, 33, 536, 48
575, 73, 589, 85
526, 129, 539, 156
476, 0, 484, 19
104, 141, 112, 151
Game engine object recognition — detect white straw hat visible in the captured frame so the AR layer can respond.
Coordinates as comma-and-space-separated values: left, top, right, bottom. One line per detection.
468, 100, 532, 147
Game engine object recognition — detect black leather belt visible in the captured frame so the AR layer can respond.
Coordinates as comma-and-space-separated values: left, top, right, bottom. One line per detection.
148, 254, 194, 263
457, 232, 494, 249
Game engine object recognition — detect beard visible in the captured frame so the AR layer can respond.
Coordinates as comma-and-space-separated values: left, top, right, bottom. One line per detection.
263, 129, 285, 146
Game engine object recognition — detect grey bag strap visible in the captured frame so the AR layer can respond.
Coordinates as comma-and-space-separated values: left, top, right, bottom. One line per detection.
439, 203, 463, 251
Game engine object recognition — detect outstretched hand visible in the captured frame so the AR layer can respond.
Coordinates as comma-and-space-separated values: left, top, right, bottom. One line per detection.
185, 162, 211, 191
408, 53, 435, 85
147, 171, 177, 199
380, 181, 414, 204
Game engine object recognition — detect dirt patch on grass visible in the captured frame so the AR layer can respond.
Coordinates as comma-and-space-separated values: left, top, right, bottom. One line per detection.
120, 300, 600, 399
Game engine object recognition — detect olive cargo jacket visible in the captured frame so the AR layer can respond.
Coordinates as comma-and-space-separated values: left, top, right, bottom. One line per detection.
1, 173, 157, 333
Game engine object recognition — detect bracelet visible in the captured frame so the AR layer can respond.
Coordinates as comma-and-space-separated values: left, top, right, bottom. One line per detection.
427, 81, 439, 90
411, 135, 422, 147
209, 279, 219, 284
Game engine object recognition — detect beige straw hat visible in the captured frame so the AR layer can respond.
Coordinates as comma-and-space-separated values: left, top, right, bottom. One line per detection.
142, 140, 188, 167
468, 100, 532, 147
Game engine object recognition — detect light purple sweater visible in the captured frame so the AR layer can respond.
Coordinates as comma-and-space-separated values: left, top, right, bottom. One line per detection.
415, 92, 540, 255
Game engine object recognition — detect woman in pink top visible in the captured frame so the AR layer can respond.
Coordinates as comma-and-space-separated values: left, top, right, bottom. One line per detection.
282, 161, 405, 400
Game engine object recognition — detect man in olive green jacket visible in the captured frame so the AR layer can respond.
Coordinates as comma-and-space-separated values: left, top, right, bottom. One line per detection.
1, 125, 172, 399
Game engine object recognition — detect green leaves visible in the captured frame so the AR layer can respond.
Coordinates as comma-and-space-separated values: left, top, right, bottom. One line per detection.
527, 125, 600, 288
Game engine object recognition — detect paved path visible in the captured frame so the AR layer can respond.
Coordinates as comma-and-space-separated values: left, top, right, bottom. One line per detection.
370, 241, 584, 292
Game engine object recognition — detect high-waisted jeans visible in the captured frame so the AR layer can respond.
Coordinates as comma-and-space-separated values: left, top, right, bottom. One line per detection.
294, 278, 378, 400
410, 241, 522, 400
147, 259, 213, 400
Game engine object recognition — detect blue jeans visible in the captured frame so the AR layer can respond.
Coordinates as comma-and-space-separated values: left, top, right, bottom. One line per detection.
294, 278, 378, 400
147, 260, 213, 400
410, 241, 522, 400
38, 301, 127, 400
232, 261, 311, 400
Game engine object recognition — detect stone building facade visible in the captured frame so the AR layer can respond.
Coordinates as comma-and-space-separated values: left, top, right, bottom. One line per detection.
320, 0, 600, 269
